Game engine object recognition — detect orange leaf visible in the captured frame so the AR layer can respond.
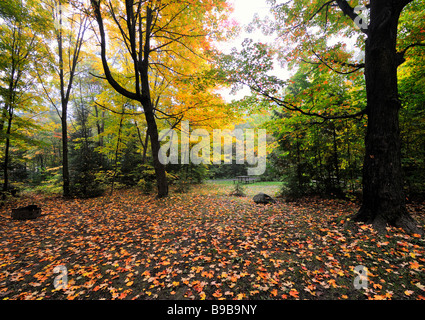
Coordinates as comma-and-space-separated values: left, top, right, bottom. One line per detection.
289, 289, 299, 298
404, 290, 414, 296
212, 290, 222, 298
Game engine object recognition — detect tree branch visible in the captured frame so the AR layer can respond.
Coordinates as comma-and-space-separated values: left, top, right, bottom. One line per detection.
262, 89, 366, 121
227, 76, 366, 121
90, 0, 139, 101
312, 50, 365, 74
93, 101, 143, 116
397, 42, 425, 66
35, 67, 61, 119
335, 0, 368, 34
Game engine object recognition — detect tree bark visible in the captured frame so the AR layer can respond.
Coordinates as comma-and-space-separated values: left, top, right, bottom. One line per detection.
57, 0, 70, 197
353, 1, 422, 234
61, 103, 70, 197
139, 7, 168, 198
90, 0, 168, 198
2, 107, 12, 192
55, 0, 87, 197
144, 107, 168, 198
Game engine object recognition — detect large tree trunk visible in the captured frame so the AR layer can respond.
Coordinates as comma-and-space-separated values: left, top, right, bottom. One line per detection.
139, 7, 168, 198
144, 107, 168, 198
91, 1, 168, 198
353, 1, 422, 234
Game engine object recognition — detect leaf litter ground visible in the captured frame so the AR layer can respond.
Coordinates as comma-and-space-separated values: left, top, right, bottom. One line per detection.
1, 183, 424, 300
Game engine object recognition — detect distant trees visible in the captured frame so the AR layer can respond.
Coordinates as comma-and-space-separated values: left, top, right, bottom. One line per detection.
0, 0, 235, 198
266, 62, 366, 199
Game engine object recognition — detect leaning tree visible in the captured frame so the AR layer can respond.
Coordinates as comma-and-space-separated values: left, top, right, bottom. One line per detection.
89, 0, 231, 198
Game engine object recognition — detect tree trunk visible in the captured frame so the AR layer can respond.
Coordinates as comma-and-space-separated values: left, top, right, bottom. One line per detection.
61, 104, 70, 197
91, 1, 169, 198
94, 104, 105, 168
54, 0, 87, 197
353, 1, 422, 234
140, 7, 168, 198
332, 122, 340, 187
0, 104, 7, 134
2, 108, 12, 192
144, 106, 168, 198
295, 132, 302, 189
134, 120, 149, 164
57, 0, 70, 197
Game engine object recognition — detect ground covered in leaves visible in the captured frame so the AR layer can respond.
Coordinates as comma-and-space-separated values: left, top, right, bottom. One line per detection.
1, 183, 425, 300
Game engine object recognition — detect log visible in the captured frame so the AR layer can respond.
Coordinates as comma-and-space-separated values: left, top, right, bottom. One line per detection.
11, 205, 41, 220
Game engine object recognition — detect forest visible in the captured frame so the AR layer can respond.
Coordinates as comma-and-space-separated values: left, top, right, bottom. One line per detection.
1, 0, 425, 303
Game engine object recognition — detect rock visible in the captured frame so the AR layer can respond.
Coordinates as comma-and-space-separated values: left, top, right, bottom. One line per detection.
11, 205, 41, 220
253, 193, 276, 204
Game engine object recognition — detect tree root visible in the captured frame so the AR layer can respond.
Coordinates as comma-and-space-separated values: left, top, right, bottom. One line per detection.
353, 206, 424, 236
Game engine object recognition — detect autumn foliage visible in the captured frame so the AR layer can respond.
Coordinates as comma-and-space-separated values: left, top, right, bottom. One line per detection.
1, 184, 424, 300
1, 0, 425, 303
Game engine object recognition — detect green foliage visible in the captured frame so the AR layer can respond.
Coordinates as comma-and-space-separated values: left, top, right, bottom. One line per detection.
399, 51, 425, 199
167, 163, 209, 185
118, 138, 146, 186
168, 164, 208, 193
134, 164, 156, 194
32, 167, 62, 195
71, 170, 106, 199
69, 101, 105, 198
174, 178, 191, 194
208, 163, 246, 179
138, 178, 154, 195
265, 61, 366, 200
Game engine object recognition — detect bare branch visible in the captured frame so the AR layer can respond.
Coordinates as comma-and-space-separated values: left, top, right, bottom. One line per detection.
93, 101, 143, 116
312, 50, 365, 74
227, 75, 366, 121
90, 0, 139, 101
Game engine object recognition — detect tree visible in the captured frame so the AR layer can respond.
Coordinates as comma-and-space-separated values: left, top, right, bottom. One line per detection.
0, 0, 49, 193
218, 0, 425, 234
89, 0, 233, 198
398, 21, 425, 199
40, 0, 89, 197
354, 0, 424, 234
69, 78, 105, 198
264, 62, 366, 199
